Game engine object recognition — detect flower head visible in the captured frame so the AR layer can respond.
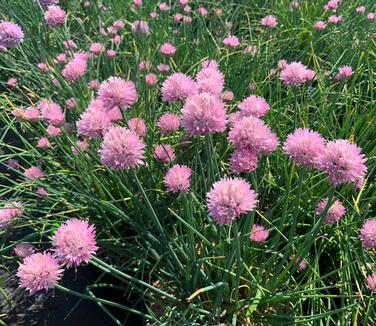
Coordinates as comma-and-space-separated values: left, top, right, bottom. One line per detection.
360, 219, 376, 250
260, 15, 278, 28
230, 148, 258, 174
25, 166, 44, 181
100, 126, 145, 170
131, 20, 150, 35
76, 109, 112, 139
162, 73, 197, 102
196, 67, 225, 96
283, 128, 325, 169
158, 114, 181, 134
314, 21, 326, 30
44, 5, 66, 29
154, 144, 175, 164
206, 177, 258, 225
223, 35, 240, 47
17, 253, 63, 293
334, 65, 353, 81
160, 43, 176, 56
316, 140, 367, 186
98, 77, 138, 110
316, 198, 346, 224
164, 164, 192, 194
250, 224, 269, 243
38, 100, 64, 126
52, 219, 98, 267
228, 116, 279, 155
290, 255, 307, 271
0, 21, 24, 48
280, 62, 315, 86
128, 118, 147, 137
14, 243, 35, 259
0, 201, 23, 229
237, 95, 270, 119
62, 58, 87, 83
182, 93, 227, 136
366, 274, 376, 293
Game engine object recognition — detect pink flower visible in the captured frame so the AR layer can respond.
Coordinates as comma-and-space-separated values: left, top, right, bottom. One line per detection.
63, 39, 77, 50
158, 113, 181, 134
161, 73, 197, 102
106, 49, 117, 58
52, 219, 98, 267
46, 125, 61, 136
7, 77, 18, 87
196, 67, 224, 96
145, 73, 158, 87
221, 91, 234, 102
138, 61, 151, 71
37, 137, 51, 149
98, 77, 138, 110
198, 7, 208, 17
17, 253, 64, 293
228, 116, 279, 155
316, 198, 346, 224
44, 5, 66, 29
334, 65, 353, 81
223, 35, 240, 48
280, 62, 316, 85
14, 243, 35, 259
160, 42, 176, 57
0, 201, 23, 229
182, 93, 228, 136
250, 224, 269, 243
38, 100, 64, 126
128, 118, 147, 137
77, 109, 112, 139
88, 79, 100, 90
66, 98, 77, 109
230, 148, 258, 174
154, 144, 176, 164
0, 21, 24, 48
133, 0, 142, 7
100, 127, 145, 170
207, 177, 258, 225
360, 219, 376, 250
131, 20, 150, 35
237, 95, 270, 119
24, 166, 44, 181
356, 6, 366, 14
283, 128, 325, 169
89, 42, 104, 55
71, 140, 89, 156
62, 58, 87, 83
164, 164, 192, 194
290, 255, 307, 271
36, 187, 48, 197
260, 15, 278, 28
22, 107, 41, 122
113, 20, 125, 31
366, 274, 376, 293
157, 63, 170, 73
316, 140, 367, 186
159, 2, 170, 11
328, 15, 343, 25
367, 13, 375, 21
314, 21, 326, 30
150, 11, 158, 19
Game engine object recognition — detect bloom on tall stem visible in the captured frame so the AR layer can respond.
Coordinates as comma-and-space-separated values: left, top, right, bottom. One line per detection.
316, 139, 367, 187
250, 224, 269, 243
52, 219, 98, 267
161, 73, 197, 102
316, 198, 346, 224
0, 201, 23, 229
44, 6, 66, 29
164, 165, 192, 194
206, 177, 258, 225
280, 62, 315, 86
0, 21, 24, 48
17, 253, 64, 293
283, 128, 325, 169
360, 219, 376, 250
100, 126, 145, 170
366, 274, 376, 293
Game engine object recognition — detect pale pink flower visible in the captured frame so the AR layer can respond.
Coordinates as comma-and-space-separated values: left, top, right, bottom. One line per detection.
61, 58, 87, 83
145, 73, 158, 87
280, 62, 316, 85
360, 219, 376, 250
154, 144, 175, 164
260, 15, 278, 28
366, 274, 376, 293
128, 118, 147, 137
24, 166, 44, 180
334, 65, 353, 81
161, 73, 197, 102
196, 67, 224, 96
37, 137, 51, 149
0, 201, 23, 229
223, 35, 240, 48
250, 224, 269, 243
44, 5, 66, 29
46, 125, 61, 136
314, 21, 326, 30
14, 243, 35, 259
160, 42, 176, 57
164, 165, 192, 194
230, 148, 258, 174
158, 113, 181, 134
290, 255, 307, 271
356, 6, 366, 14
316, 198, 346, 224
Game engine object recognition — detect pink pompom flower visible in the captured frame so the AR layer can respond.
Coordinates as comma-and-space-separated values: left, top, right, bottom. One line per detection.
207, 177, 258, 225
316, 139, 367, 187
89, 42, 104, 55
260, 15, 278, 28
314, 21, 326, 30
182, 93, 228, 136
24, 166, 44, 181
356, 6, 366, 14
145, 73, 158, 87
52, 219, 98, 267
44, 5, 66, 29
37, 137, 51, 149
38, 100, 65, 126
283, 128, 326, 169
17, 252, 64, 293
154, 144, 176, 164
61, 58, 87, 83
158, 113, 181, 134
131, 20, 150, 35
46, 125, 61, 136
290, 255, 307, 271
230, 148, 258, 174
237, 95, 270, 119
250, 224, 269, 243
0, 201, 23, 229
316, 198, 346, 224
228, 116, 279, 155
160, 43, 176, 57
161, 73, 197, 102
164, 164, 192, 194
196, 67, 225, 96
334, 65, 353, 81
366, 274, 376, 293
77, 109, 112, 139
128, 118, 147, 137
0, 21, 24, 48
98, 77, 138, 110
223, 35, 240, 48
280, 62, 316, 86
360, 219, 376, 250
14, 243, 35, 259
100, 127, 145, 170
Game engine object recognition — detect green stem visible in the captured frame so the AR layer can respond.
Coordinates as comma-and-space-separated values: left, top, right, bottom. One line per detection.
232, 222, 242, 326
